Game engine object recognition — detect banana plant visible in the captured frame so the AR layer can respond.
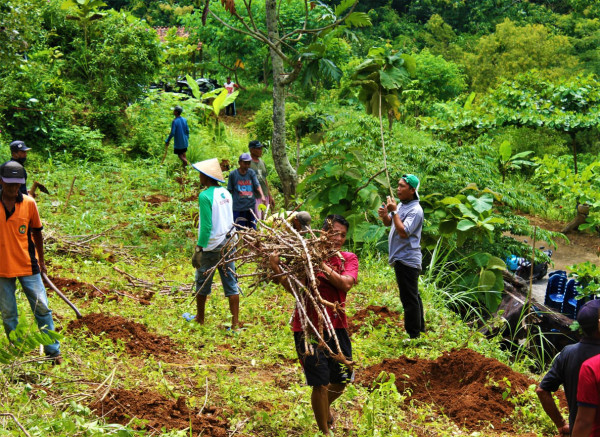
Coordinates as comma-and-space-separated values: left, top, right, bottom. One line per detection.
351, 46, 416, 196
498, 140, 536, 183
185, 74, 238, 141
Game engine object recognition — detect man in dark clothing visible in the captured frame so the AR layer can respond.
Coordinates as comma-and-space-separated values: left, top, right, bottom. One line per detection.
165, 105, 190, 167
378, 174, 425, 339
227, 153, 264, 230
3, 140, 31, 196
536, 299, 600, 436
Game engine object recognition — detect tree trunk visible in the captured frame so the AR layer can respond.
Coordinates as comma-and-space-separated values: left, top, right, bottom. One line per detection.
570, 132, 578, 174
265, 0, 297, 206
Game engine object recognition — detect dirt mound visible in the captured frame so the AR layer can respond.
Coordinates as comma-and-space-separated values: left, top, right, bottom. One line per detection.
348, 305, 402, 334
50, 277, 106, 300
143, 194, 171, 204
90, 389, 228, 436
68, 313, 177, 358
357, 348, 536, 432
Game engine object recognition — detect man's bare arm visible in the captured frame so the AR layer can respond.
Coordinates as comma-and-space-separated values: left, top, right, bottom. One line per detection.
571, 405, 596, 437
536, 387, 569, 435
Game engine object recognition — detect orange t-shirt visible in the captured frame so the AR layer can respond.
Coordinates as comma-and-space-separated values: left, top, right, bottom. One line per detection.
0, 194, 43, 277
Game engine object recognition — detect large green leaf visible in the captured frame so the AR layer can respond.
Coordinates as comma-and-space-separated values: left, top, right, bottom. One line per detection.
499, 140, 512, 162
212, 89, 229, 114
334, 0, 355, 16
468, 194, 494, 214
456, 219, 476, 231
486, 256, 507, 271
478, 269, 497, 292
344, 12, 371, 28
329, 184, 349, 204
380, 67, 408, 90
472, 252, 491, 268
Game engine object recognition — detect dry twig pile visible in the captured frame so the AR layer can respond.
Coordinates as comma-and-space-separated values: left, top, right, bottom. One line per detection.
200, 218, 353, 366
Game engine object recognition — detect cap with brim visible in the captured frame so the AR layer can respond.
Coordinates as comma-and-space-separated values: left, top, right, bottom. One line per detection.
239, 153, 252, 162
248, 140, 265, 149
295, 211, 312, 230
1, 161, 26, 184
577, 299, 600, 333
191, 158, 225, 183
402, 174, 420, 199
10, 140, 31, 152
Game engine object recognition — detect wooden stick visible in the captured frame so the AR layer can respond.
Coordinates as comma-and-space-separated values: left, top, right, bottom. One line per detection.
64, 175, 76, 211
0, 413, 32, 437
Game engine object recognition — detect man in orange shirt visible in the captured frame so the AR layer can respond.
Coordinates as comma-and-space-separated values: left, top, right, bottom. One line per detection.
0, 161, 61, 364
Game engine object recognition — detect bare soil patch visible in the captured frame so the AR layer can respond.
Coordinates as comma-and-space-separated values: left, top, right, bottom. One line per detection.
50, 276, 107, 301
347, 305, 403, 335
67, 313, 179, 358
143, 194, 171, 204
521, 214, 599, 271
357, 348, 536, 432
90, 388, 229, 436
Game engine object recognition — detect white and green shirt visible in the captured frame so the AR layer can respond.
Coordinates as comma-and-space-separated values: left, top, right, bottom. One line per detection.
198, 186, 233, 251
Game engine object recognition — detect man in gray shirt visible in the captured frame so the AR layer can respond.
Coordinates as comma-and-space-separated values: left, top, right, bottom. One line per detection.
378, 174, 425, 339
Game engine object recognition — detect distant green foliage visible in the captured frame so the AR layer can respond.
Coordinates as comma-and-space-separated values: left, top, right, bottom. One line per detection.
402, 49, 467, 118
464, 19, 579, 91
568, 261, 600, 300
250, 100, 301, 144
533, 153, 600, 226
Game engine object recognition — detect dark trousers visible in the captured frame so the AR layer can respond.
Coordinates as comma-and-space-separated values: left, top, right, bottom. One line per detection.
393, 261, 425, 338
225, 102, 236, 116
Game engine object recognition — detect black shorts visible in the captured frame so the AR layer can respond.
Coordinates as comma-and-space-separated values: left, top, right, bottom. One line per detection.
174, 148, 187, 155
294, 329, 353, 387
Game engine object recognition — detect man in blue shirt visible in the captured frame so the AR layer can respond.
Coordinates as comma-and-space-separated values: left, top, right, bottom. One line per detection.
165, 106, 190, 167
378, 174, 425, 339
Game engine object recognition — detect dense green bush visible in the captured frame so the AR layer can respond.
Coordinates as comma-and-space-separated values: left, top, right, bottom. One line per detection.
250, 100, 301, 144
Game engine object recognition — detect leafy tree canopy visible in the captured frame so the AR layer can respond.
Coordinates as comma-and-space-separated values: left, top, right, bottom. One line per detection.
464, 19, 579, 92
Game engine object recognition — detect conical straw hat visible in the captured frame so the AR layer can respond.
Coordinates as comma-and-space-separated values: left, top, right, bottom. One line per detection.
191, 158, 225, 183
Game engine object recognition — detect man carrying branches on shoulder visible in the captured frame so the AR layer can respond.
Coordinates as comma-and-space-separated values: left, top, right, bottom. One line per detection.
269, 214, 358, 435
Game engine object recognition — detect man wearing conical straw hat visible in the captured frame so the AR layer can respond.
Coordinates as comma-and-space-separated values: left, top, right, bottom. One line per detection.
190, 158, 239, 329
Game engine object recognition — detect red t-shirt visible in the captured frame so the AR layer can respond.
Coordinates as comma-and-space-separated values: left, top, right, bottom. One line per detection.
291, 251, 358, 332
577, 354, 600, 436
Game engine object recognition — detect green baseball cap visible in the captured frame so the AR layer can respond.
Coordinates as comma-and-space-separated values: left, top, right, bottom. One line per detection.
402, 174, 419, 190
401, 174, 420, 199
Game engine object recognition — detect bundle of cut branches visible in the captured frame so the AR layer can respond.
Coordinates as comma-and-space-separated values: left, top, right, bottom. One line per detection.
198, 217, 353, 366
44, 226, 138, 262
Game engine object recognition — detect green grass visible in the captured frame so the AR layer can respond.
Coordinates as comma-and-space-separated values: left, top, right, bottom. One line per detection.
0, 153, 559, 436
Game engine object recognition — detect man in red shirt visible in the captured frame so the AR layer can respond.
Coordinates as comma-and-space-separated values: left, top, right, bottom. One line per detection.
572, 301, 600, 437
0, 161, 61, 364
270, 214, 358, 435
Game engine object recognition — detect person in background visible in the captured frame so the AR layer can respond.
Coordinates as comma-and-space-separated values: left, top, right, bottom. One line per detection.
190, 158, 239, 330
264, 210, 312, 233
224, 77, 239, 116
164, 105, 189, 168
227, 153, 264, 230
1, 140, 31, 196
0, 161, 61, 364
248, 140, 274, 219
537, 300, 600, 436
378, 174, 425, 340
